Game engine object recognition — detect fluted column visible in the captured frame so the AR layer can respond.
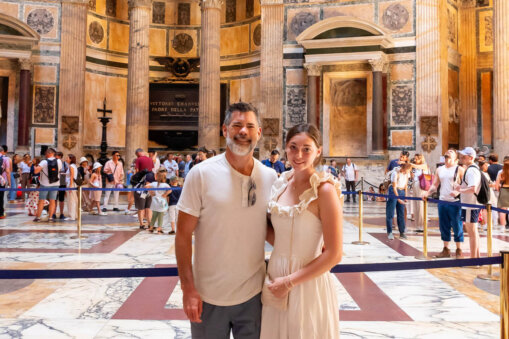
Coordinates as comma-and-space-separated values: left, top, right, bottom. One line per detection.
369, 56, 387, 154
58, 0, 88, 154
304, 63, 320, 127
126, 0, 151, 165
198, 0, 222, 151
493, 0, 509, 157
18, 58, 33, 147
260, 0, 284, 158
416, 0, 448, 162
458, 2, 477, 148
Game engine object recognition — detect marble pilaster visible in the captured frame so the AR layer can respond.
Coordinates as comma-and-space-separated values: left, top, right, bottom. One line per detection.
57, 0, 88, 154
369, 57, 387, 154
18, 59, 32, 147
260, 0, 284, 157
125, 0, 151, 165
198, 0, 222, 151
493, 0, 509, 157
304, 63, 321, 128
415, 0, 448, 162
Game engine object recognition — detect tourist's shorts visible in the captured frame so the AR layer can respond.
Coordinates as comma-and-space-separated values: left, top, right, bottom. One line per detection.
58, 185, 66, 202
39, 185, 58, 201
169, 205, 177, 223
462, 208, 481, 223
134, 192, 152, 210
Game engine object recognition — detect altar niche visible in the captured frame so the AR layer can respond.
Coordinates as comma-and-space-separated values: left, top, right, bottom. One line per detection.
149, 83, 226, 150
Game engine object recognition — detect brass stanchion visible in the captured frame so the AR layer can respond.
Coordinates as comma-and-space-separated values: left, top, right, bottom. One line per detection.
500, 250, 509, 339
478, 204, 499, 281
415, 198, 431, 260
352, 191, 369, 245
71, 186, 87, 240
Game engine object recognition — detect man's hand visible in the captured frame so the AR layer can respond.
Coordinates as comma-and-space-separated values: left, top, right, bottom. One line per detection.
183, 287, 203, 323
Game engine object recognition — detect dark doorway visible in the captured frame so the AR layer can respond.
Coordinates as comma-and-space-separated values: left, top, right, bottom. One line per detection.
0, 77, 8, 145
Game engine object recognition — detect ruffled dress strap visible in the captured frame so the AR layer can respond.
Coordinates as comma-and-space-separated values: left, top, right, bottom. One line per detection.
268, 170, 342, 217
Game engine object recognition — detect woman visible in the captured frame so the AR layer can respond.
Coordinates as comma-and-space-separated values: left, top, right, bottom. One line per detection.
386, 163, 412, 240
410, 154, 430, 232
8, 154, 20, 202
19, 154, 32, 200
65, 154, 78, 221
78, 157, 92, 212
496, 160, 509, 230
89, 162, 106, 216
260, 124, 343, 339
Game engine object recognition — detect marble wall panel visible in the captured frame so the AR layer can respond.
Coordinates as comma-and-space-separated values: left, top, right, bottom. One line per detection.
169, 30, 198, 58
285, 87, 306, 127
390, 63, 414, 82
390, 130, 413, 147
378, 0, 413, 35
108, 21, 129, 53
89, 0, 97, 12
322, 3, 375, 23
286, 8, 320, 41
149, 28, 167, 56
480, 71, 492, 145
229, 76, 260, 104
153, 2, 165, 24
448, 68, 460, 147
0, 2, 19, 18
34, 128, 54, 145
478, 9, 493, 53
390, 85, 413, 126
286, 68, 306, 86
84, 72, 127, 147
164, 2, 177, 25
24, 5, 59, 40
250, 21, 261, 52
117, 0, 129, 21
95, 0, 107, 16
106, 0, 116, 17
87, 15, 108, 49
190, 3, 201, 26
220, 24, 250, 55
246, 0, 254, 19
178, 3, 191, 25
447, 3, 458, 50
225, 0, 236, 23
32, 85, 56, 125
34, 65, 57, 84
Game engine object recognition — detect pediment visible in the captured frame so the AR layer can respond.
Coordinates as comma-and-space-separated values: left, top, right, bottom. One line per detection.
0, 13, 40, 48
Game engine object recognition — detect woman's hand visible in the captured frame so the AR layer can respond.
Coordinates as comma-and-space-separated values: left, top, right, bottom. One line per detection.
267, 276, 293, 298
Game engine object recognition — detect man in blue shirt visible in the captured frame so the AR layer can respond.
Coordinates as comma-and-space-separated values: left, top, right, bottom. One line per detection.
262, 150, 285, 175
386, 151, 410, 174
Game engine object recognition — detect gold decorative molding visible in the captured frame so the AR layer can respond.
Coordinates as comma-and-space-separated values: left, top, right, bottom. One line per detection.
303, 63, 321, 77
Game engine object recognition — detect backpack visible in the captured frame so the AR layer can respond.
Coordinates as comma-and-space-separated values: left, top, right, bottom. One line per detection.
75, 166, 84, 186
464, 165, 490, 205
45, 159, 59, 184
130, 169, 148, 187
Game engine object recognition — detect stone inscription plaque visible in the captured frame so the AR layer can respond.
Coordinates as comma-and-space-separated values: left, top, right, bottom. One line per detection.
33, 85, 56, 125
149, 83, 199, 128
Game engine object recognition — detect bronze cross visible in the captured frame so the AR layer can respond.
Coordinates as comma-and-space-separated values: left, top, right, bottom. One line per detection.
97, 98, 112, 117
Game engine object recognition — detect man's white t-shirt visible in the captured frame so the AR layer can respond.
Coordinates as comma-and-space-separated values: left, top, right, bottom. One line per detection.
163, 159, 178, 179
390, 169, 409, 190
39, 157, 63, 187
177, 153, 277, 306
461, 164, 481, 208
437, 165, 459, 202
342, 163, 357, 181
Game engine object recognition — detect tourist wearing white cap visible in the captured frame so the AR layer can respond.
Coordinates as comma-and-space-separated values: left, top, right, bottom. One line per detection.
89, 162, 107, 216
454, 147, 481, 258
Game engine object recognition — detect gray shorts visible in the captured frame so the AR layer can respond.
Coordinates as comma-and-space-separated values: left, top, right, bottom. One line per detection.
39, 185, 58, 201
134, 192, 152, 210
191, 293, 261, 339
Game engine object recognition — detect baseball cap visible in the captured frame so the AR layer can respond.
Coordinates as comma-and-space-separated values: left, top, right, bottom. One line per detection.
459, 147, 476, 159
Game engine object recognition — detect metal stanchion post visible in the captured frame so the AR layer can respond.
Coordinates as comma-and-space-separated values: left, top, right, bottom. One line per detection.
352, 191, 369, 245
478, 204, 499, 281
361, 177, 364, 194
415, 198, 431, 260
71, 186, 87, 240
501, 250, 509, 339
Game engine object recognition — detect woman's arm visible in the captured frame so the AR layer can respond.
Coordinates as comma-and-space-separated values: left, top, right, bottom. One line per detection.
266, 213, 275, 246
70, 166, 74, 187
268, 182, 343, 297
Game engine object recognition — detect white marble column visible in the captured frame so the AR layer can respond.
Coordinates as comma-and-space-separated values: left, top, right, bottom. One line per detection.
58, 0, 88, 154
260, 0, 284, 158
198, 0, 222, 151
304, 63, 320, 127
493, 0, 509, 157
126, 0, 151, 165
416, 0, 448, 162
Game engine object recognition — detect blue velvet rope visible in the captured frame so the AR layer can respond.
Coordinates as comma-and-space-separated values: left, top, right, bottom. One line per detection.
0, 256, 502, 279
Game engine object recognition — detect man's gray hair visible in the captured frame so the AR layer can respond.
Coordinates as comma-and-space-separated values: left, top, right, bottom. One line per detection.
135, 148, 143, 154
223, 102, 260, 126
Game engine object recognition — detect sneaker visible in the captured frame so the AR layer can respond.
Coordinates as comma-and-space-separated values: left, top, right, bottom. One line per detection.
113, 208, 120, 212
131, 214, 138, 218
52, 214, 57, 219
101, 208, 107, 212
99, 212, 108, 216
124, 209, 130, 215
400, 233, 408, 240
455, 248, 463, 258
387, 233, 394, 240
59, 214, 65, 220
434, 247, 451, 258
64, 217, 75, 221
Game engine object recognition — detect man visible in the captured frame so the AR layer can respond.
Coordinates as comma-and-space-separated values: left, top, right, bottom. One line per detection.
261, 149, 285, 176
55, 151, 68, 219
424, 149, 464, 258
183, 154, 193, 178
0, 145, 11, 219
176, 102, 277, 338
134, 148, 154, 229
163, 153, 179, 183
103, 151, 125, 212
34, 148, 63, 222
342, 158, 358, 203
455, 147, 482, 258
177, 155, 186, 178
328, 160, 339, 178
386, 151, 410, 174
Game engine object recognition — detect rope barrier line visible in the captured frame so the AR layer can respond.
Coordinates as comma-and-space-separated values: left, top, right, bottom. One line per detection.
0, 256, 502, 280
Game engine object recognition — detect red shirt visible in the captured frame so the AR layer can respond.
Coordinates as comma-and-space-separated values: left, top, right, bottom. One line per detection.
135, 156, 154, 172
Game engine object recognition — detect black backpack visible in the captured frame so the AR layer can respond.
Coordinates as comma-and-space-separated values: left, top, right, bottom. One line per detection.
45, 159, 60, 184
130, 169, 148, 187
75, 167, 84, 186
464, 165, 490, 205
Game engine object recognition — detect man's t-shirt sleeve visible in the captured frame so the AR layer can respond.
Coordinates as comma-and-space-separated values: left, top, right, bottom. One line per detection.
465, 167, 481, 188
177, 167, 202, 218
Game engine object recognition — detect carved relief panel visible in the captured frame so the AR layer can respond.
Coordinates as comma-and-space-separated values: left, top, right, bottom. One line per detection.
391, 85, 413, 126
33, 85, 56, 125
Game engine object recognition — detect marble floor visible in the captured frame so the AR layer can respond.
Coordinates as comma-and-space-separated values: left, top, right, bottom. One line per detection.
0, 199, 508, 338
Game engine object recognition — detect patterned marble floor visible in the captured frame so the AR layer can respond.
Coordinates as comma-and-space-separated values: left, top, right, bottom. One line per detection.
0, 199, 508, 338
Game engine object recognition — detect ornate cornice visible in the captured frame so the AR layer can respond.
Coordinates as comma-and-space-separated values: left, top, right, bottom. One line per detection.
128, 0, 152, 10
18, 58, 33, 71
200, 0, 223, 10
303, 63, 321, 77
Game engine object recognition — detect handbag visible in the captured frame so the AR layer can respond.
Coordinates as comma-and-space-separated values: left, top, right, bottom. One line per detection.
418, 169, 434, 191
498, 186, 509, 208
261, 215, 294, 311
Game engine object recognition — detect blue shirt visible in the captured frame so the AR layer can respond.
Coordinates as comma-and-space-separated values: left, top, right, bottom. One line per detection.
387, 159, 400, 172
261, 159, 285, 174
169, 185, 182, 206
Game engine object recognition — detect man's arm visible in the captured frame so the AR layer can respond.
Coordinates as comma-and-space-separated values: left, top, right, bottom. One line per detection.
175, 211, 202, 323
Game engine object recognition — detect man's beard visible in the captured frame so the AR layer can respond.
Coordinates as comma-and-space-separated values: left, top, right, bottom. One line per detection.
226, 134, 257, 156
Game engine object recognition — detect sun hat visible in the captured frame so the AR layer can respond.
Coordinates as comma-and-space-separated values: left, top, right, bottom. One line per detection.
79, 157, 88, 164
92, 162, 103, 171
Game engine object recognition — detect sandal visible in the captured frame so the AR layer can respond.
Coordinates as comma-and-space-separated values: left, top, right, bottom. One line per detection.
139, 225, 147, 230
157, 229, 164, 234
148, 227, 155, 233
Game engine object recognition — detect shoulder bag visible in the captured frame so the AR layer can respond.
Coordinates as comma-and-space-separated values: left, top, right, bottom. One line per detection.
418, 167, 434, 191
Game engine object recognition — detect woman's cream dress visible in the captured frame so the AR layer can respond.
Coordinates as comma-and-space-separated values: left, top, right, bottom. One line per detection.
260, 170, 341, 339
